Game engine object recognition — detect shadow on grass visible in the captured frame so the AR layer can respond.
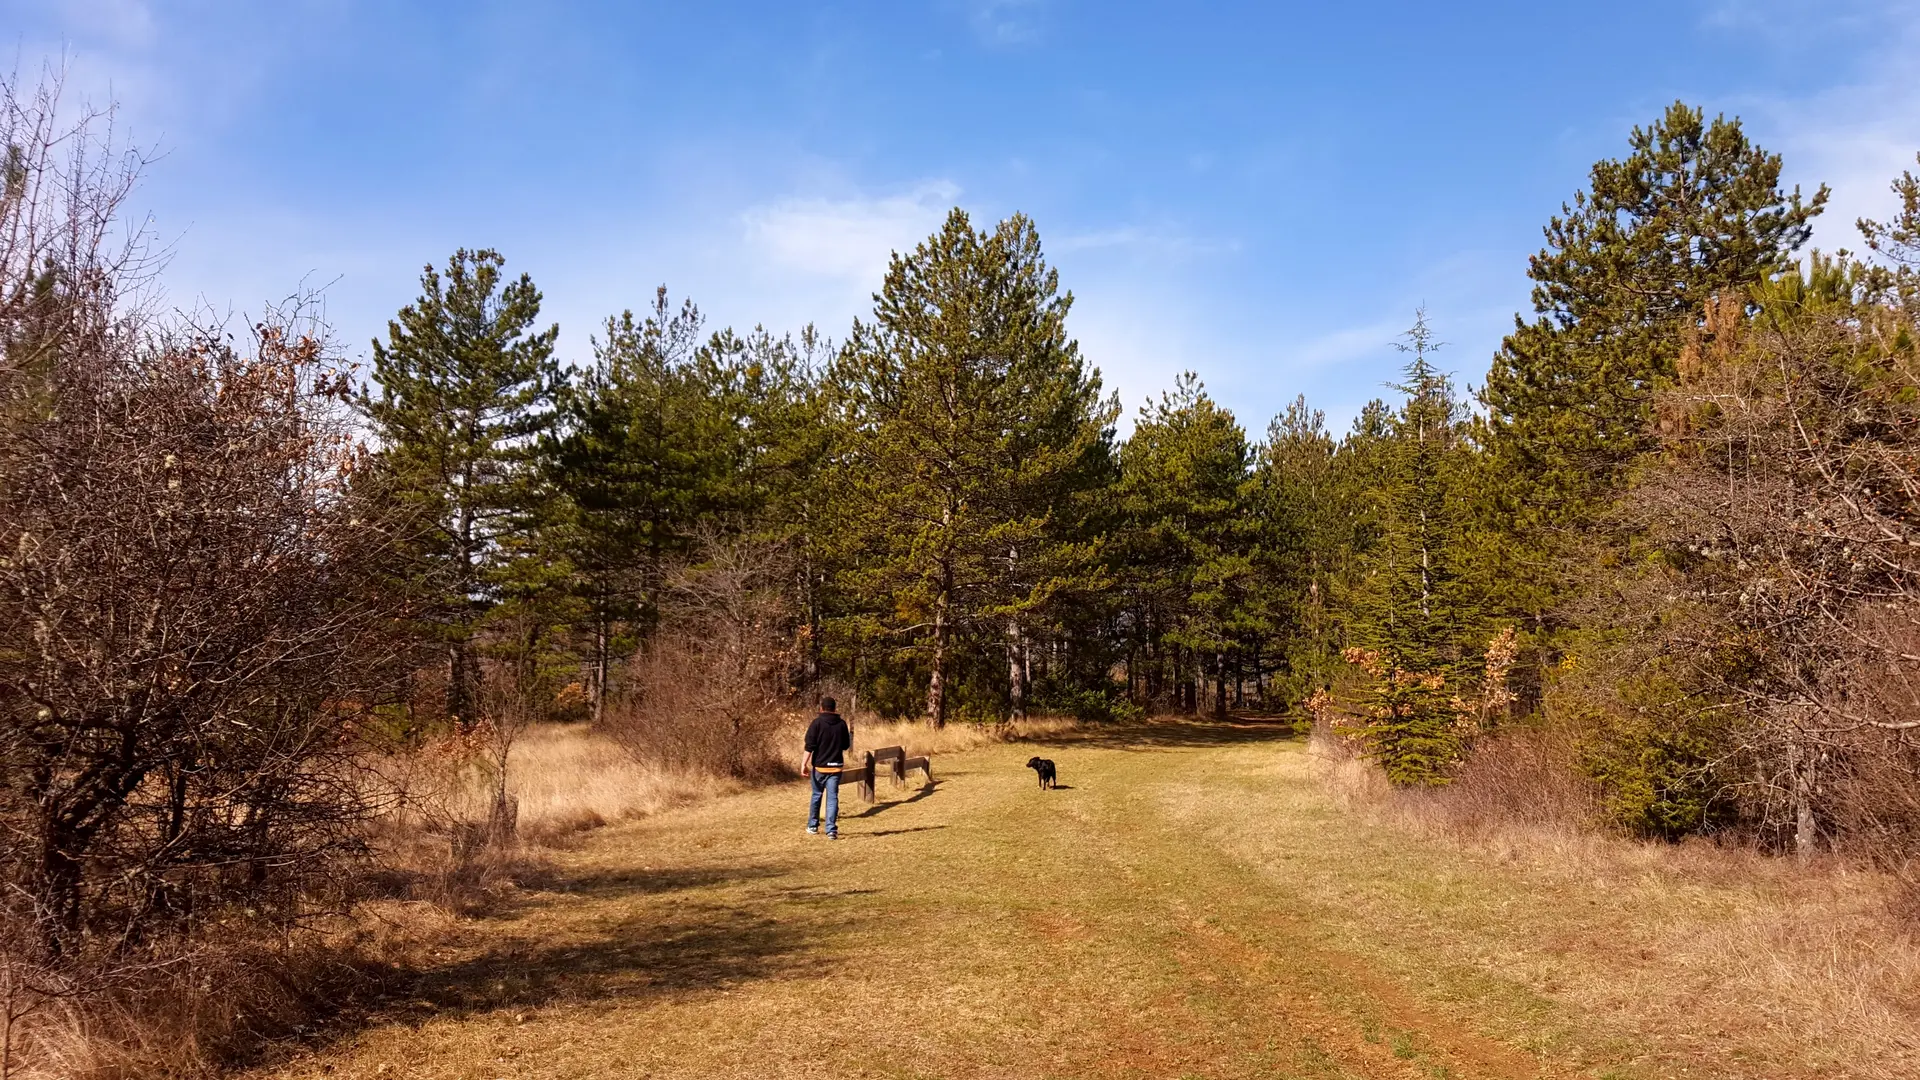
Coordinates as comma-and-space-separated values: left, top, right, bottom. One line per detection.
852, 781, 940, 819
402, 898, 855, 1017
311, 860, 876, 1046
275, 857, 862, 1067
539, 862, 790, 900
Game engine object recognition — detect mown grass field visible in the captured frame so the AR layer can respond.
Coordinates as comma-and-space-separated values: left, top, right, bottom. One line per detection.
252, 720, 1920, 1079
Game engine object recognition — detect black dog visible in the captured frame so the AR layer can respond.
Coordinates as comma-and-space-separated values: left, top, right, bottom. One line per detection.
1026, 757, 1058, 790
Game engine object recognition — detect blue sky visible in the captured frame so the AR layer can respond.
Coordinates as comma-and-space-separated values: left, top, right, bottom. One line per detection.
8, 0, 1919, 435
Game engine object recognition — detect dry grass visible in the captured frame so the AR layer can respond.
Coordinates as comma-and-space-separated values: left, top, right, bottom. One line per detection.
236, 718, 1920, 1080
0, 725, 738, 1079
484, 716, 1081, 847
430, 717, 1083, 850
0, 904, 464, 1080
1301, 739, 1920, 1078
846, 713, 1079, 758
37, 716, 1916, 1079
495, 724, 747, 845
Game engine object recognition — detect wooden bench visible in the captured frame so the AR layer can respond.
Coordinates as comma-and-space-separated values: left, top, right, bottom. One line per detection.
824, 749, 933, 805
870, 745, 907, 786
836, 753, 876, 803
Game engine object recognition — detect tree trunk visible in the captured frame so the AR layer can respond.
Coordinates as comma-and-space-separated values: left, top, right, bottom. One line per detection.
1792, 737, 1819, 859
1145, 626, 1162, 703
804, 551, 822, 683
1214, 651, 1227, 718
1179, 648, 1195, 714
1006, 620, 1026, 722
34, 827, 86, 955
589, 615, 610, 725
448, 637, 479, 728
926, 574, 949, 729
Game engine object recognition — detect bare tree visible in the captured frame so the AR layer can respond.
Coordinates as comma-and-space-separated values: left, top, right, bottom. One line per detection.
604, 534, 800, 778
0, 312, 413, 956
0, 63, 158, 392
1619, 267, 1920, 857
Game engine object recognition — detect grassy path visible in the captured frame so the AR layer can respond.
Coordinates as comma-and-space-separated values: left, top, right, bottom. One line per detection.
253, 721, 1917, 1080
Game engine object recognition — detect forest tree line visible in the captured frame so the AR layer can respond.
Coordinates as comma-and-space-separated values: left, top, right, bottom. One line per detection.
11, 70, 1920, 989
382, 99, 1920, 868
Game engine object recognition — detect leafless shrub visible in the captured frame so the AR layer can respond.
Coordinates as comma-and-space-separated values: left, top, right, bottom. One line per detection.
602, 534, 801, 779
0, 63, 158, 396
352, 725, 541, 914
1590, 266, 1920, 873
0, 315, 412, 960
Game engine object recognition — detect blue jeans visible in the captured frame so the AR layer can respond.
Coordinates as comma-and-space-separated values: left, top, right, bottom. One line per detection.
808, 770, 840, 835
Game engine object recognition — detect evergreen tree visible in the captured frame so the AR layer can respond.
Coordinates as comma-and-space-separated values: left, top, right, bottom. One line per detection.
831, 208, 1114, 726
546, 290, 733, 721
1346, 314, 1480, 784
689, 322, 836, 683
1359, 315, 1468, 669
1254, 395, 1343, 704
1478, 104, 1826, 620
1114, 374, 1254, 715
360, 248, 563, 725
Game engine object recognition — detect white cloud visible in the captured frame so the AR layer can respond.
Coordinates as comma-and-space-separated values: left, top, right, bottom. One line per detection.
962, 0, 1048, 47
45, 0, 158, 50
739, 180, 960, 281
1715, 2, 1920, 255
1700, 0, 1886, 39
1050, 224, 1238, 260
1286, 318, 1409, 373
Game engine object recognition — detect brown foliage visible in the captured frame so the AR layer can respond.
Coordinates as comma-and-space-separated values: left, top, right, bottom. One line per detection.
601, 535, 801, 779
0, 73, 415, 1080
1582, 261, 1920, 867
0, 320, 412, 957
1414, 723, 1600, 836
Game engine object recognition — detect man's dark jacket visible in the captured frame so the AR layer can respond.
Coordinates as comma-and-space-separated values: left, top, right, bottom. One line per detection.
804, 711, 851, 770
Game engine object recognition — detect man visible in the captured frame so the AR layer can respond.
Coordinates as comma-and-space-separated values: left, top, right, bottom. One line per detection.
802, 697, 852, 839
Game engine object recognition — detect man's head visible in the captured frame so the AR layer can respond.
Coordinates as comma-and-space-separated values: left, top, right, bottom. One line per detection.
821, 696, 837, 713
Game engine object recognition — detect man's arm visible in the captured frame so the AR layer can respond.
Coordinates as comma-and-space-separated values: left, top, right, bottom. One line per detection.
799, 750, 813, 776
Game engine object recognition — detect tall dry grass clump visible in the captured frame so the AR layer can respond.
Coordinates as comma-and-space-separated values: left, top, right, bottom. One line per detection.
450, 723, 744, 846
1305, 723, 1920, 1074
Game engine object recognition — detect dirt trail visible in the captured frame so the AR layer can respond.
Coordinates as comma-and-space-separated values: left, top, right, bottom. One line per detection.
246, 722, 1821, 1079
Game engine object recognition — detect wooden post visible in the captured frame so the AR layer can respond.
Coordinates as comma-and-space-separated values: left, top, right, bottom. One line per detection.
871, 745, 906, 786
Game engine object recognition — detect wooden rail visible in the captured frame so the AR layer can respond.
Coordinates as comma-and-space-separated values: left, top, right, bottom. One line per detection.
870, 745, 907, 785
828, 747, 932, 803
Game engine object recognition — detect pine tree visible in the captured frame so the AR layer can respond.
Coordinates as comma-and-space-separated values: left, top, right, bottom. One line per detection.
1363, 316, 1467, 668
546, 290, 733, 721
360, 248, 563, 725
700, 324, 837, 682
1113, 374, 1254, 715
1254, 396, 1342, 704
1478, 103, 1827, 616
830, 208, 1114, 726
